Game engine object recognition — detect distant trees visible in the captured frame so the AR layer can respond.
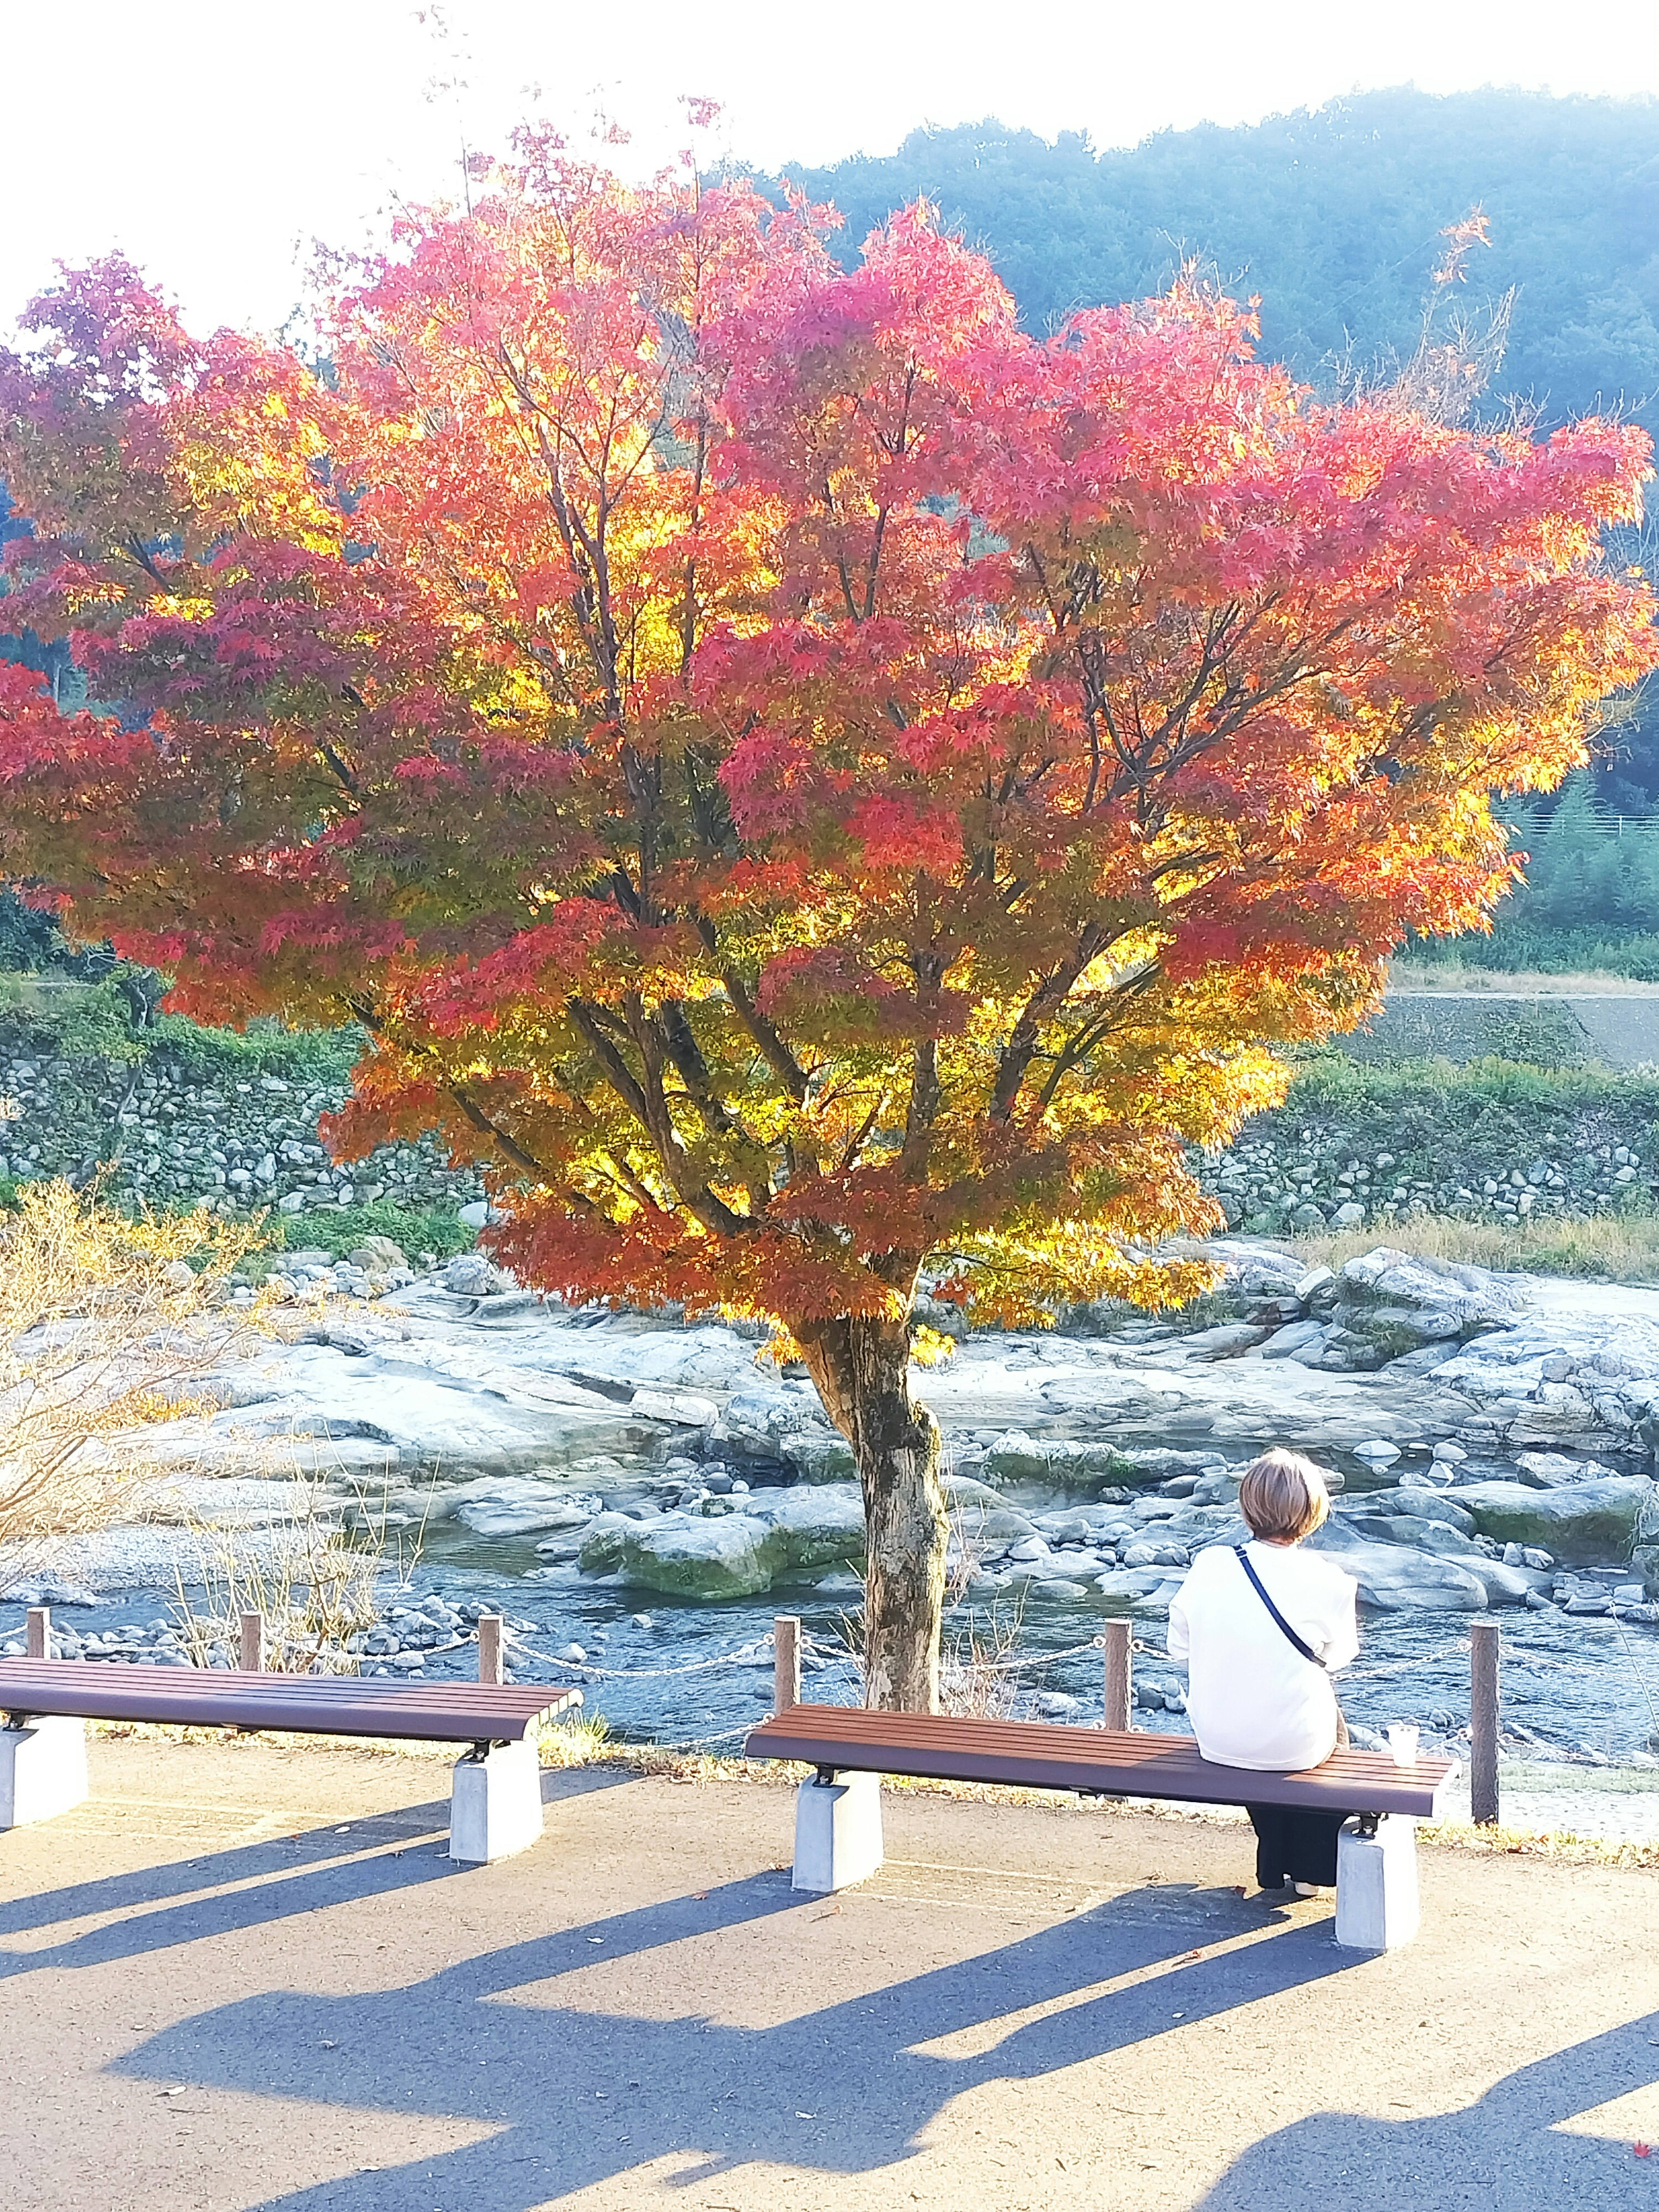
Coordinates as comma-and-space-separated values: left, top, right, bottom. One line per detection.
777, 89, 1659, 435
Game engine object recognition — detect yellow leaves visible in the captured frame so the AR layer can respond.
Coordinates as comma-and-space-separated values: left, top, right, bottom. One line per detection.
908, 1324, 957, 1368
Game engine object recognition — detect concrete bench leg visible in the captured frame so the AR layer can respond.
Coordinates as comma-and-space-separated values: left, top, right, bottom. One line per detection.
0, 1718, 89, 1829
1335, 1815, 1420, 1950
449, 1740, 543, 1864
792, 1769, 884, 1893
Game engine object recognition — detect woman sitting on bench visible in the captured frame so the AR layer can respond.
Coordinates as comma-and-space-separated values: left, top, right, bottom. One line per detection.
1167, 1448, 1359, 1897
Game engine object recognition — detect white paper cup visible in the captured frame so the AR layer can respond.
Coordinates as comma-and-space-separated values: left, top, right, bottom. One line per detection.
1388, 1723, 1419, 1770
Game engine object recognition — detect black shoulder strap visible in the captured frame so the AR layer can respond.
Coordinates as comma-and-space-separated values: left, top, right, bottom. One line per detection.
1233, 1546, 1325, 1669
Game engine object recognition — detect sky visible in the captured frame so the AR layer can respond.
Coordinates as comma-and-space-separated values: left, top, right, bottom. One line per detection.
5, 0, 1657, 334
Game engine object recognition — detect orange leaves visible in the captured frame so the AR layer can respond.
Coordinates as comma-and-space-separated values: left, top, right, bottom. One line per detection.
1, 161, 1655, 1347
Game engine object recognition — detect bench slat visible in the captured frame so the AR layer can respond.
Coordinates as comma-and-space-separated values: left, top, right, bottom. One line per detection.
744, 1703, 1456, 1818
0, 1660, 578, 1744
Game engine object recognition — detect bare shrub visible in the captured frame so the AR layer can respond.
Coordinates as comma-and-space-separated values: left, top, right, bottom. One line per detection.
0, 1179, 263, 1581
168, 1478, 427, 1674
938, 1598, 1027, 1720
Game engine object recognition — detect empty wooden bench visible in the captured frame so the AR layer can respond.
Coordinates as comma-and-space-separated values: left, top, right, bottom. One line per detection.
744, 1700, 1456, 1951
0, 1660, 581, 1863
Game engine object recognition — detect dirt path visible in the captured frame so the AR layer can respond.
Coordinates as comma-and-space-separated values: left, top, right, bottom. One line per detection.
1, 1737, 1656, 2209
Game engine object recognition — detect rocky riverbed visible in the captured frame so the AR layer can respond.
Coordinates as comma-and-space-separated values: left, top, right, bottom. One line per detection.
15, 1237, 1659, 1769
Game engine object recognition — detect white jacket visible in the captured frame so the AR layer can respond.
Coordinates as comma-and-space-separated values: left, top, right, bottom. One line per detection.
1166, 1539, 1359, 1773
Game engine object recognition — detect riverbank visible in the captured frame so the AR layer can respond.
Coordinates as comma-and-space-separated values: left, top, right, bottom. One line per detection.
3, 1732, 1655, 2211
17, 1236, 1659, 1771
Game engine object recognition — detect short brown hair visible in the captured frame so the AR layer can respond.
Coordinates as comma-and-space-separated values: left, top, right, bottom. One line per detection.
1238, 1449, 1331, 1542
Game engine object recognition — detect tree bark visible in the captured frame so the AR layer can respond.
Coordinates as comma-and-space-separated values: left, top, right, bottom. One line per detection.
794, 1310, 946, 1712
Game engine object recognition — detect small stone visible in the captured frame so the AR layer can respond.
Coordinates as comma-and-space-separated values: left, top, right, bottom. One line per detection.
1431, 1441, 1468, 1465
557, 1643, 588, 1664
1352, 1440, 1401, 1465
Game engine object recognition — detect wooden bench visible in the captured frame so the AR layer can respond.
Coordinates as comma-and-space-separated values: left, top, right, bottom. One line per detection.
743, 1700, 1456, 1952
0, 1659, 582, 1864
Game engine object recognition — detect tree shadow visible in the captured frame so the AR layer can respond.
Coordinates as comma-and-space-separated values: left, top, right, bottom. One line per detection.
1193, 2012, 1659, 2208
109, 1877, 1359, 2208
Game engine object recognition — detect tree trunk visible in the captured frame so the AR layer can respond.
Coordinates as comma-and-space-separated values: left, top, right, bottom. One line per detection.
794, 1310, 946, 1712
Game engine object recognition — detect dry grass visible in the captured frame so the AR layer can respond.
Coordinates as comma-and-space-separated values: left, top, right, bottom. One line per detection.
1418, 1820, 1659, 1869
1285, 1209, 1659, 1284
1388, 960, 1659, 996
0, 1179, 267, 1580
169, 1478, 426, 1674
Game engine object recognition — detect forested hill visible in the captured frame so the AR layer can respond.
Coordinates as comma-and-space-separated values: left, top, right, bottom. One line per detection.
773, 89, 1659, 430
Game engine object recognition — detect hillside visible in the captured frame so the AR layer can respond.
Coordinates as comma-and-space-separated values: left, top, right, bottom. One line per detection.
774, 88, 1659, 434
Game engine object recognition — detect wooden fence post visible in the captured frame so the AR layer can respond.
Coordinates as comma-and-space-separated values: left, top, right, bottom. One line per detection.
238, 1611, 266, 1673
25, 1607, 49, 1660
1471, 1619, 1500, 1827
478, 1615, 505, 1686
774, 1615, 801, 1714
1103, 1620, 1132, 1733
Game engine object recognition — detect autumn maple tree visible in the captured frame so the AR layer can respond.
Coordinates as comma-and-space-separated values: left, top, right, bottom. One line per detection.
1, 137, 1654, 1707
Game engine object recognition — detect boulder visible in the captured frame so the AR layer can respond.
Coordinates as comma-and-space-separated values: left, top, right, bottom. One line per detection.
1258, 1319, 1328, 1362
628, 1386, 719, 1428
446, 1478, 602, 1538
750, 1485, 867, 1571
981, 1432, 1132, 1487
1452, 1476, 1653, 1563
1182, 1323, 1273, 1360
1459, 1557, 1552, 1606
782, 1431, 858, 1483
1092, 1567, 1186, 1614
346, 1236, 407, 1273
1512, 1451, 1615, 1489
1338, 1248, 1523, 1335
578, 1509, 780, 1599
444, 1252, 513, 1297
1357, 1490, 1476, 1534
1629, 1490, 1659, 1595
1335, 1542, 1491, 1611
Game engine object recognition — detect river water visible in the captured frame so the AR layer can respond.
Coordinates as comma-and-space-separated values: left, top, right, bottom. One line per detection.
7, 1533, 1647, 1767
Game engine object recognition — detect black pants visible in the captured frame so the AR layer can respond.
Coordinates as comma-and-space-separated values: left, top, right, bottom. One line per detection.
1246, 1804, 1353, 1889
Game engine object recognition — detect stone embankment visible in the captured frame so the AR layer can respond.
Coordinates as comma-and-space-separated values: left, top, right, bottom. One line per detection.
0, 1036, 480, 1220
5, 1010, 1657, 1246
1192, 1112, 1655, 1234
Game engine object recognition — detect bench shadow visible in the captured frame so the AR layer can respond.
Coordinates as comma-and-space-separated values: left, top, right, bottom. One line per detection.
0, 1762, 639, 1946
110, 1878, 1361, 2209
1191, 2011, 1659, 2209
0, 1798, 453, 1939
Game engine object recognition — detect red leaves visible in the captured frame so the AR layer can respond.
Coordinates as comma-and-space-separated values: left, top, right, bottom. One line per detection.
0, 158, 1654, 1345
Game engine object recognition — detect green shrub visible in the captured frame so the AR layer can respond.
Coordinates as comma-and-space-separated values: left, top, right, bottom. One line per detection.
265, 1198, 476, 1264
0, 977, 145, 1063
144, 1014, 360, 1089
1287, 1049, 1659, 1122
